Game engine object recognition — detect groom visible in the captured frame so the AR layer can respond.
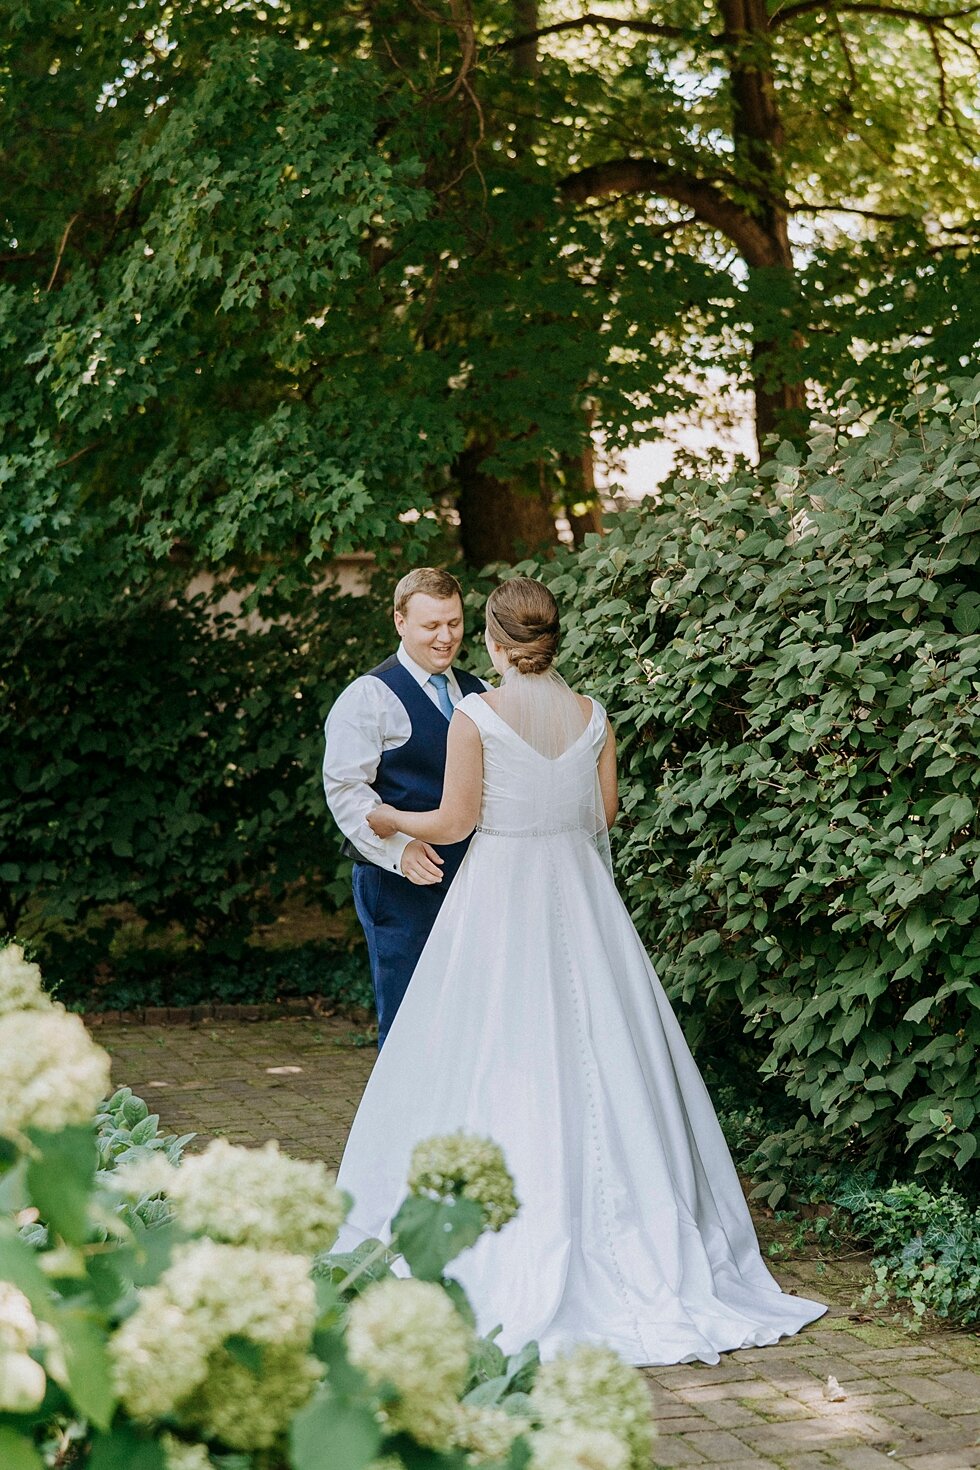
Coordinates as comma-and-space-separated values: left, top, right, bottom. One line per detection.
323, 567, 486, 1046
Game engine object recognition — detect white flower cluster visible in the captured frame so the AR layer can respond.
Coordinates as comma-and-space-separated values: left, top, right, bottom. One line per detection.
0, 1283, 45, 1413
407, 1133, 520, 1232
0, 1007, 111, 1140
453, 1401, 525, 1464
529, 1344, 654, 1470
0, 942, 111, 1141
530, 1425, 629, 1470
111, 1240, 320, 1448
162, 1435, 212, 1470
0, 944, 49, 1017
113, 1151, 178, 1200
347, 1278, 472, 1450
164, 1138, 349, 1254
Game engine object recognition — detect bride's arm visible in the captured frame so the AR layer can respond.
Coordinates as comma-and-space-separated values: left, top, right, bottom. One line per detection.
367, 710, 483, 844
598, 717, 619, 828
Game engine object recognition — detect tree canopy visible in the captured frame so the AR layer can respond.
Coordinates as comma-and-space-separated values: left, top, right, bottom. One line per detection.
2, 0, 978, 589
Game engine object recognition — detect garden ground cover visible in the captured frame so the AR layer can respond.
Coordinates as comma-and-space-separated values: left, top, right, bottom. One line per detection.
93, 1013, 980, 1470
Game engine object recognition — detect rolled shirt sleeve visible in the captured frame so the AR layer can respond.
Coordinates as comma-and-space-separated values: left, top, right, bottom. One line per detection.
322, 679, 413, 875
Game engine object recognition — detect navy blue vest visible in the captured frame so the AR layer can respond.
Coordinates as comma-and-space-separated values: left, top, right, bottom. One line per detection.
361, 654, 484, 883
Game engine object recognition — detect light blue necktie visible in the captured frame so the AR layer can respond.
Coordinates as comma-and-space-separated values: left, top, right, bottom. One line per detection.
429, 672, 455, 721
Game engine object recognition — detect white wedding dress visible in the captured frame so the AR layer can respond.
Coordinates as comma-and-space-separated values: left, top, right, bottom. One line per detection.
335, 690, 826, 1366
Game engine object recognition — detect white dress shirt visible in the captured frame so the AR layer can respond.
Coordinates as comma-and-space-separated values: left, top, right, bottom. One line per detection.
323, 644, 485, 874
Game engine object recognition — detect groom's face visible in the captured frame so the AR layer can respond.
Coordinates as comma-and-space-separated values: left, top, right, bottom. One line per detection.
395, 593, 465, 675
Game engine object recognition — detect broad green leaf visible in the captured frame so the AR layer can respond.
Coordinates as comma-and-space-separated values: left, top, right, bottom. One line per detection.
0, 1427, 43, 1470
954, 1133, 977, 1168
224, 1334, 264, 1374
54, 1302, 116, 1429
289, 1387, 381, 1470
0, 1228, 55, 1314
391, 1196, 485, 1282
87, 1425, 166, 1470
380, 1437, 470, 1469
25, 1127, 98, 1246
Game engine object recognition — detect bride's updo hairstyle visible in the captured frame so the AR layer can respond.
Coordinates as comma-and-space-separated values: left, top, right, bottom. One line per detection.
486, 578, 560, 676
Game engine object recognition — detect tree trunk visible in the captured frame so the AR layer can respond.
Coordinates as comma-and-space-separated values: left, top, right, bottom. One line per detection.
456, 442, 557, 566
511, 0, 539, 153
562, 404, 604, 544
719, 0, 807, 447
452, 5, 561, 566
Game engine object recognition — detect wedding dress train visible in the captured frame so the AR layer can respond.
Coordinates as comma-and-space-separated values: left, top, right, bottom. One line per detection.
335, 691, 826, 1366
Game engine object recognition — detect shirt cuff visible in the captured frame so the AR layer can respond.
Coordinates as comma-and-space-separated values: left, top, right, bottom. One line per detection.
382, 831, 413, 874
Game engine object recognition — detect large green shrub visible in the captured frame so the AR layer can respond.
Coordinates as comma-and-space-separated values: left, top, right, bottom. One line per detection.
0, 581, 394, 963
507, 371, 980, 1181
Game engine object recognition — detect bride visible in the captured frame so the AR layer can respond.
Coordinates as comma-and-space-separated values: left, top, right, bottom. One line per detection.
335, 576, 825, 1366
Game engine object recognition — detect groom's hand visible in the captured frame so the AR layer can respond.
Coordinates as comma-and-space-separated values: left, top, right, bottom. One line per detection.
400, 840, 444, 885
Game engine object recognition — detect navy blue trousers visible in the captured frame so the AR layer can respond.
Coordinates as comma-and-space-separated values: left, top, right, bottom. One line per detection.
352, 863, 448, 1047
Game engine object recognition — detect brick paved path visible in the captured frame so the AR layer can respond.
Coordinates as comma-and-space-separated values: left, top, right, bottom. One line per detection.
95, 1016, 980, 1470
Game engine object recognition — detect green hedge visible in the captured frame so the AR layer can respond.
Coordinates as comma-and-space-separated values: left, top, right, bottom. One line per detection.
503, 371, 980, 1181
0, 580, 394, 970
50, 940, 374, 1016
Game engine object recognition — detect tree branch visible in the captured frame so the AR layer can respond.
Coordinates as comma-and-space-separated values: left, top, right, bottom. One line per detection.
46, 213, 79, 292
927, 20, 951, 122
791, 202, 914, 219
561, 158, 785, 266
498, 11, 695, 51
771, 0, 980, 26
55, 441, 103, 470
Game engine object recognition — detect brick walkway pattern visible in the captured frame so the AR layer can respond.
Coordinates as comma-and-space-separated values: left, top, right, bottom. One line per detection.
95, 1016, 980, 1470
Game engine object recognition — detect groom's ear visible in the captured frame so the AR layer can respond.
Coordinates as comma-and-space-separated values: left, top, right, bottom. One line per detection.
393, 609, 406, 638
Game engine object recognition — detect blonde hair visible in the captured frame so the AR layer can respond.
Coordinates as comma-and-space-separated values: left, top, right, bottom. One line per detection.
485, 578, 560, 675
393, 567, 464, 616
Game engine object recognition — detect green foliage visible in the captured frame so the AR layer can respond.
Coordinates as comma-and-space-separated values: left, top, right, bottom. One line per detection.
0, 582, 394, 956
505, 372, 980, 1181
48, 942, 374, 1018
1, 26, 452, 608
94, 1086, 194, 1176
714, 1090, 980, 1330
842, 1180, 980, 1329
389, 1196, 487, 1284
3, 3, 979, 593
3, 955, 606, 1470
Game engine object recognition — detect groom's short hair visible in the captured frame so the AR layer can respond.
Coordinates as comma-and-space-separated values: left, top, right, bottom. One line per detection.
394, 568, 463, 615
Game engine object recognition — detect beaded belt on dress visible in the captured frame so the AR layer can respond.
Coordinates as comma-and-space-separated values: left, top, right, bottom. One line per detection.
475, 824, 580, 837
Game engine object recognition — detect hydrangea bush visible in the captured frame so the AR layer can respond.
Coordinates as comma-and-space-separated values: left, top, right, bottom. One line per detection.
0, 943, 655, 1468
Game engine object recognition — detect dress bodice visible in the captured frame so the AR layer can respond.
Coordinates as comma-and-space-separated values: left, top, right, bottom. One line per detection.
456, 691, 607, 837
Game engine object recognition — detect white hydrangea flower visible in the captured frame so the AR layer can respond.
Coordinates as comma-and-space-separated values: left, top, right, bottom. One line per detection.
112, 1152, 178, 1199
529, 1424, 630, 1470
0, 943, 51, 1017
36, 1321, 68, 1389
167, 1139, 349, 1254
0, 1289, 57, 1418
0, 1283, 39, 1354
188, 1344, 322, 1449
407, 1133, 519, 1231
0, 1007, 111, 1139
111, 1240, 320, 1448
162, 1435, 212, 1470
453, 1401, 526, 1463
111, 1294, 211, 1419
529, 1344, 654, 1470
347, 1278, 471, 1449
0, 1350, 47, 1413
